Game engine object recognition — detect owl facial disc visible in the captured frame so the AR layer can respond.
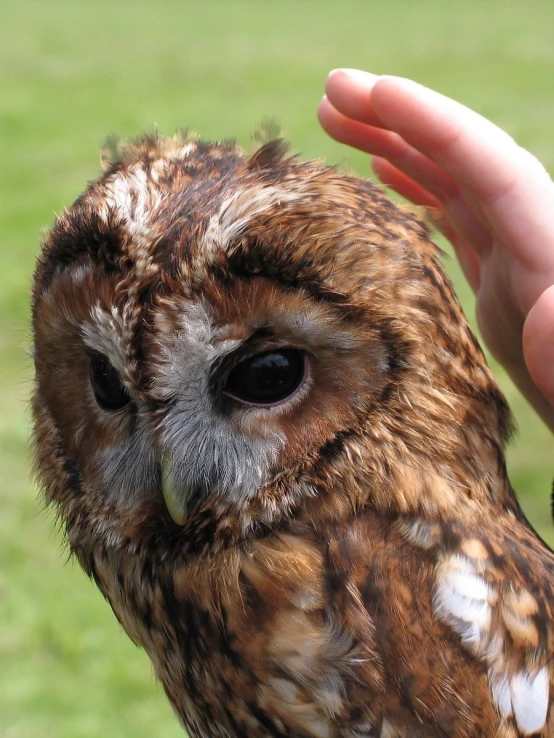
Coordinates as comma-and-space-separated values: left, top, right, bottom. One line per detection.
161, 454, 190, 526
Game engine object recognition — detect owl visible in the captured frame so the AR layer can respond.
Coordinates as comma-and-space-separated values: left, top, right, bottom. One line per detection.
32, 131, 554, 737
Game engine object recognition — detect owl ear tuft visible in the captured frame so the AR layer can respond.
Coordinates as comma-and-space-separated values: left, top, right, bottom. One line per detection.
248, 119, 290, 170
248, 139, 290, 171
100, 133, 123, 171
251, 117, 282, 145
248, 118, 291, 171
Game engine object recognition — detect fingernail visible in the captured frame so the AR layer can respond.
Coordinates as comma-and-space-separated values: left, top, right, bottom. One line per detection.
328, 68, 380, 84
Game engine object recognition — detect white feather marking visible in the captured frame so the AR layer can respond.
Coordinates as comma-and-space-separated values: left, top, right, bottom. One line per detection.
82, 303, 128, 376
436, 556, 549, 735
511, 667, 549, 735
198, 185, 301, 259
434, 559, 492, 631
434, 555, 494, 654
489, 671, 512, 717
354, 724, 375, 733
399, 518, 441, 549
439, 584, 491, 627
100, 164, 164, 259
380, 719, 398, 738
447, 569, 490, 602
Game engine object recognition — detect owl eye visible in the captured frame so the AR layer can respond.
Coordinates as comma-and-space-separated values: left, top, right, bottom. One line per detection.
89, 354, 131, 412
223, 349, 306, 406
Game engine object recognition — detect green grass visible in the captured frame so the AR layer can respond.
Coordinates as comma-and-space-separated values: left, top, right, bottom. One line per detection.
1, 0, 553, 735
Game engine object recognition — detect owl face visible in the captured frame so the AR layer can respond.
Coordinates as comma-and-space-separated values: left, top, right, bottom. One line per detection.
32, 134, 510, 561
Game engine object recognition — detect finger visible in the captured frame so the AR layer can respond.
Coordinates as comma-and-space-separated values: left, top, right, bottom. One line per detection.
319, 98, 492, 256
523, 285, 554, 420
325, 70, 519, 199
324, 68, 385, 128
319, 97, 459, 201
371, 155, 441, 207
318, 96, 410, 160
325, 70, 554, 270
367, 75, 554, 269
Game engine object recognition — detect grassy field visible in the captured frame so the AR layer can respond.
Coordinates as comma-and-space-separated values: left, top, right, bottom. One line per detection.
1, 1, 553, 735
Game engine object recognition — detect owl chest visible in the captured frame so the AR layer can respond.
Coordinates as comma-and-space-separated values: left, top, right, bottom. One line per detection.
142, 535, 382, 738
95, 522, 521, 738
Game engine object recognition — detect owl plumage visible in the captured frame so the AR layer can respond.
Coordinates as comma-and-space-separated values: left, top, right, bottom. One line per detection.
32, 132, 554, 737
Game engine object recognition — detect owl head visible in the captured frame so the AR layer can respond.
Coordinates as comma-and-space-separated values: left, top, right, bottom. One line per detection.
32, 133, 512, 564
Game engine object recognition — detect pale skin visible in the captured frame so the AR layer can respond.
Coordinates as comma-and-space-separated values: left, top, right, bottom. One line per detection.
318, 69, 554, 433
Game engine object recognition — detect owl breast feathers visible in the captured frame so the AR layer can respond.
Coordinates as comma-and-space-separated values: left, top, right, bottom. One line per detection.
32, 133, 554, 737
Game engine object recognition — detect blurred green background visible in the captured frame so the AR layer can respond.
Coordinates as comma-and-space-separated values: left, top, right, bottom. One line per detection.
1, 0, 553, 735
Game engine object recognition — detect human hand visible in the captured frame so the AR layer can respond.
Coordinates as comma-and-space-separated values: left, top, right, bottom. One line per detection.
318, 69, 554, 431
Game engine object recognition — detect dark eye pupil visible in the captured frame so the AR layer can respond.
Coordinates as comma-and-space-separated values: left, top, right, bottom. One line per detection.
224, 349, 305, 406
90, 354, 131, 411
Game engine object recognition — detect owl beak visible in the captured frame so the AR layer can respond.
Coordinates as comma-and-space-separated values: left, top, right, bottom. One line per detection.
161, 454, 190, 526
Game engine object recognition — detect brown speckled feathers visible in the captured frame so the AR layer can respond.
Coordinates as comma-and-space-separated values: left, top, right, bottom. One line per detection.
32, 133, 554, 737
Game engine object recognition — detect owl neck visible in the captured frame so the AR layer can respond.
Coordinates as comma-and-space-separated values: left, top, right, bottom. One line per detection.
294, 393, 515, 529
